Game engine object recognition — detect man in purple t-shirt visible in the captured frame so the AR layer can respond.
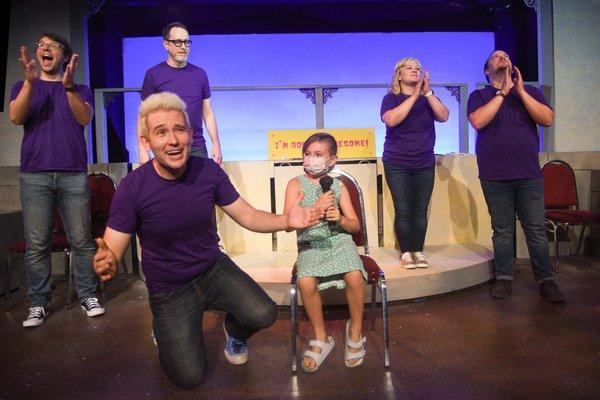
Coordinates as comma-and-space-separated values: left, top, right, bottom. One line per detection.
467, 50, 564, 303
9, 33, 105, 327
93, 92, 321, 389
138, 21, 222, 165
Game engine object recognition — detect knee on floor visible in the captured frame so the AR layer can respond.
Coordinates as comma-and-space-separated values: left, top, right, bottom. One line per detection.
169, 366, 206, 390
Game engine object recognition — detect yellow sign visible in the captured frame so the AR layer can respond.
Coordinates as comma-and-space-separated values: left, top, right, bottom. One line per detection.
268, 128, 375, 160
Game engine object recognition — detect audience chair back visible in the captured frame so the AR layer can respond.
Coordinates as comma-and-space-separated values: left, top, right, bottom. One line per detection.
541, 160, 600, 271
542, 160, 578, 209
87, 172, 117, 238
333, 169, 368, 250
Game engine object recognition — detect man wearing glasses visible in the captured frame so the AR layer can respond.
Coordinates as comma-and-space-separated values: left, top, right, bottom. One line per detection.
9, 33, 105, 327
139, 22, 222, 165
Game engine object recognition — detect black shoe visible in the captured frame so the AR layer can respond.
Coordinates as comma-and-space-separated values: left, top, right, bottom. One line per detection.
540, 281, 565, 303
23, 306, 49, 328
81, 297, 106, 317
489, 279, 512, 299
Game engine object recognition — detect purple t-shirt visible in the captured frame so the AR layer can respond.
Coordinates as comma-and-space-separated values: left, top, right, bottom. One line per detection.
141, 62, 211, 149
107, 157, 239, 293
380, 93, 436, 169
467, 85, 552, 180
10, 80, 93, 172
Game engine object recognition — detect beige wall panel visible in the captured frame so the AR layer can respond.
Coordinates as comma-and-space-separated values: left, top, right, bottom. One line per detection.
545, 152, 600, 171
217, 161, 273, 252
553, 0, 600, 152
381, 155, 492, 248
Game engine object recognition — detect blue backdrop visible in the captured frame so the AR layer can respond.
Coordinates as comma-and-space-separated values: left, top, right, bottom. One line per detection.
123, 32, 494, 161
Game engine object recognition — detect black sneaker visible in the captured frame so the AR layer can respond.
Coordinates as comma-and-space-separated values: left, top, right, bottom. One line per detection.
489, 279, 512, 299
540, 281, 565, 303
23, 306, 49, 328
81, 297, 106, 317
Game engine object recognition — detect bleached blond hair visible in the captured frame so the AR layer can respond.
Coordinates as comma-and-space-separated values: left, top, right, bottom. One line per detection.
137, 92, 191, 137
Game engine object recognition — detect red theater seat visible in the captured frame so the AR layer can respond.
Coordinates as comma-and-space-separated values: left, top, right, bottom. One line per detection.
542, 160, 600, 271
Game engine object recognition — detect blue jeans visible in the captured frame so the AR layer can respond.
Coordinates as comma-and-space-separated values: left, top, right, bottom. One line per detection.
149, 255, 277, 389
384, 163, 435, 252
20, 172, 98, 307
480, 178, 553, 282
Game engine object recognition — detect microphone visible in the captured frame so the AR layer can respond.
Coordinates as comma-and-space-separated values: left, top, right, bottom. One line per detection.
319, 176, 336, 232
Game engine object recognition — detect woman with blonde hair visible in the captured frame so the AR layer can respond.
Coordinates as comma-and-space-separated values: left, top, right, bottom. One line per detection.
380, 57, 449, 269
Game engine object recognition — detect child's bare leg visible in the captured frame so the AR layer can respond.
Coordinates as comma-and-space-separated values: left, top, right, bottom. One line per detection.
344, 270, 365, 365
298, 276, 327, 370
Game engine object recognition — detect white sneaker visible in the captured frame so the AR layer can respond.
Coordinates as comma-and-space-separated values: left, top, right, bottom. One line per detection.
413, 252, 429, 268
223, 323, 248, 365
400, 252, 416, 269
81, 297, 106, 317
23, 306, 49, 328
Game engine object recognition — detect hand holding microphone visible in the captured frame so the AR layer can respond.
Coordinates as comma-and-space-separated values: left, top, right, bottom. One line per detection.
319, 176, 337, 232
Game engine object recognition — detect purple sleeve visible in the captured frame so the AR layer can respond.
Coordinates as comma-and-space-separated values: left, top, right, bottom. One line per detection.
380, 93, 397, 117
214, 165, 239, 207
525, 85, 552, 110
140, 70, 154, 100
10, 81, 24, 101
202, 70, 211, 100
467, 89, 485, 115
77, 85, 94, 107
107, 176, 138, 234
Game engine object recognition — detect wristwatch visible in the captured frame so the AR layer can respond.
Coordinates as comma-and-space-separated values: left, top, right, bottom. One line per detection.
495, 89, 506, 98
64, 85, 78, 93
424, 89, 434, 98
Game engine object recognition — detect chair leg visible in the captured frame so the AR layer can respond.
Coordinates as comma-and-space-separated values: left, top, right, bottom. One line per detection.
576, 224, 588, 256
370, 283, 376, 331
65, 250, 74, 309
379, 279, 390, 368
553, 228, 559, 272
100, 281, 106, 304
4, 255, 11, 311
290, 281, 298, 373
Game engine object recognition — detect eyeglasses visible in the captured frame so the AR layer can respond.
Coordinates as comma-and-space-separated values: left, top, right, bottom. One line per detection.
165, 39, 192, 48
36, 42, 63, 51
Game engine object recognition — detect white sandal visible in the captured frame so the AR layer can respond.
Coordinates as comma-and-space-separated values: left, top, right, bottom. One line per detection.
302, 336, 335, 372
345, 319, 366, 368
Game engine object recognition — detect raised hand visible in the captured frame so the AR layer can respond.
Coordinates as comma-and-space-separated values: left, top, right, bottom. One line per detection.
413, 78, 424, 98
287, 192, 324, 230
19, 46, 37, 83
512, 66, 525, 96
63, 53, 78, 88
93, 238, 118, 282
421, 69, 431, 94
500, 67, 512, 96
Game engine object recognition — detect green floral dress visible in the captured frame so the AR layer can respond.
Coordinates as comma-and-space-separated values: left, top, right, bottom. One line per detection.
296, 174, 367, 290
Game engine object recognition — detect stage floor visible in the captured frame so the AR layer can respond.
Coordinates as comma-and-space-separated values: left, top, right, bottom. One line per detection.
1, 256, 599, 399
229, 243, 494, 305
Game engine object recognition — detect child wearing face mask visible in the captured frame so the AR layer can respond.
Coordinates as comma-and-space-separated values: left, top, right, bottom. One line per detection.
283, 132, 367, 373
